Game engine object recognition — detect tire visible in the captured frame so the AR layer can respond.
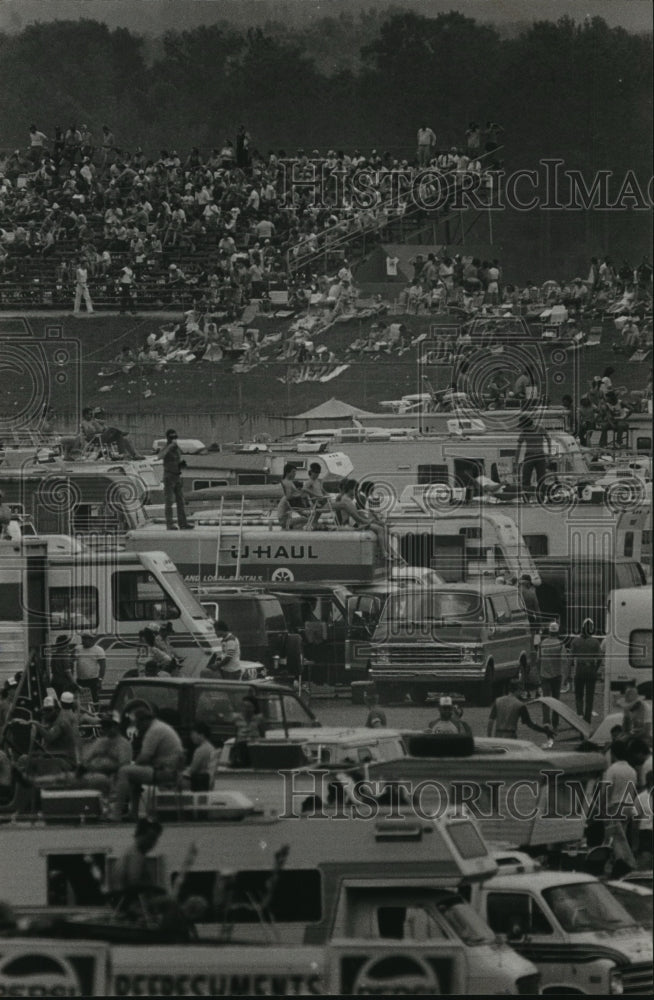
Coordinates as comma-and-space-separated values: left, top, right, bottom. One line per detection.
282, 634, 303, 679
410, 685, 429, 705
478, 665, 495, 707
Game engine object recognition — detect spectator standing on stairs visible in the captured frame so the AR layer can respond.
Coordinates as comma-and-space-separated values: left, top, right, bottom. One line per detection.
73, 259, 94, 315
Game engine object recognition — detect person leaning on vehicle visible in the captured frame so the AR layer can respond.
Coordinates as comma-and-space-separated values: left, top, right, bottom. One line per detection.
487, 678, 554, 741
201, 620, 241, 678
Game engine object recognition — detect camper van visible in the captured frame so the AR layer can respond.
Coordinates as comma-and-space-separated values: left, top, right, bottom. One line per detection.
0, 537, 221, 692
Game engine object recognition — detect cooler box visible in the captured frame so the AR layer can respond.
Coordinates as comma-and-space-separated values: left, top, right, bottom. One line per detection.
40, 790, 103, 823
154, 789, 254, 820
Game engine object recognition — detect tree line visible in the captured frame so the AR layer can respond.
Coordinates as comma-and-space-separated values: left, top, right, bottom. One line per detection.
0, 11, 651, 178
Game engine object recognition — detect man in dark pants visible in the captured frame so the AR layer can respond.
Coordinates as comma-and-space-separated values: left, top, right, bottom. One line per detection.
538, 621, 564, 730
159, 428, 192, 531
516, 414, 550, 502
570, 618, 602, 723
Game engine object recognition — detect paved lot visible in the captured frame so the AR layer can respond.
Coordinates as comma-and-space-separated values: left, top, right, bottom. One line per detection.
310, 682, 612, 744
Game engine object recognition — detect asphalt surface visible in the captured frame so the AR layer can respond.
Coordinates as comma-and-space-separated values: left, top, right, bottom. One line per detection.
309, 682, 611, 743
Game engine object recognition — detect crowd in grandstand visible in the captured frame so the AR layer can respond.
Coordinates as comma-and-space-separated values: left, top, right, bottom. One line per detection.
0, 120, 501, 311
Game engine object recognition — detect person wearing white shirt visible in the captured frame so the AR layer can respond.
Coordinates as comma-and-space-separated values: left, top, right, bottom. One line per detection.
73, 261, 94, 315
74, 633, 106, 706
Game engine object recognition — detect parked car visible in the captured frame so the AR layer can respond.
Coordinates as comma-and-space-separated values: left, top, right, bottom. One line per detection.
110, 677, 318, 753
369, 583, 532, 705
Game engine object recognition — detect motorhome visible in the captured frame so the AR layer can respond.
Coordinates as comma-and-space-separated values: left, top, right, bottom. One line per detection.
124, 520, 387, 586
0, 445, 160, 535
0, 810, 539, 995
0, 537, 221, 692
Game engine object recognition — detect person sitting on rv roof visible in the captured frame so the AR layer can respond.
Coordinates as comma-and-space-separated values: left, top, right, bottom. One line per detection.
487, 678, 554, 741
333, 479, 392, 560
79, 711, 132, 792
15, 695, 78, 773
301, 462, 328, 505
200, 620, 242, 679
112, 705, 185, 821
182, 721, 215, 791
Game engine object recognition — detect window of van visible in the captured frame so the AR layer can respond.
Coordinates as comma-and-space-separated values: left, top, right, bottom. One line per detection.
418, 464, 449, 485
49, 586, 98, 630
629, 629, 652, 669
524, 535, 549, 556
636, 437, 651, 452
506, 591, 530, 623
486, 892, 554, 936
0, 582, 22, 621
616, 563, 645, 588
112, 571, 180, 621
196, 688, 243, 726
193, 479, 229, 490
174, 869, 321, 922
624, 532, 635, 558
46, 853, 107, 906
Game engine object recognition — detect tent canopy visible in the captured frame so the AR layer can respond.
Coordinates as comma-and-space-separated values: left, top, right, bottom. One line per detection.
294, 397, 376, 419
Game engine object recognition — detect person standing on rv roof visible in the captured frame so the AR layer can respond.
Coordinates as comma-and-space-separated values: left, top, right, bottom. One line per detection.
516, 414, 550, 502
160, 428, 193, 531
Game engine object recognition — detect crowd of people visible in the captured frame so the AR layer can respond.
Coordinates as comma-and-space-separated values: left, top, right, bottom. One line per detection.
0, 121, 501, 311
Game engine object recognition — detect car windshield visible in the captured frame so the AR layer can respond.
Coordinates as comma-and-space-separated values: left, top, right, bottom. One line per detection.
381, 591, 484, 625
437, 897, 495, 946
606, 886, 653, 930
543, 882, 638, 932
256, 690, 315, 728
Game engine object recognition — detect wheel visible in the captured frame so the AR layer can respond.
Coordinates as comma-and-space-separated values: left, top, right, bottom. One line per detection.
478, 665, 495, 707
410, 685, 429, 705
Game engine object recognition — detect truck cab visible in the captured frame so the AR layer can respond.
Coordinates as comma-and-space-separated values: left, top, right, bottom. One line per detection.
468, 865, 653, 995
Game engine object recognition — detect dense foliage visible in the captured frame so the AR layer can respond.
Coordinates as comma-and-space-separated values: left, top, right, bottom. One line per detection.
0, 11, 650, 176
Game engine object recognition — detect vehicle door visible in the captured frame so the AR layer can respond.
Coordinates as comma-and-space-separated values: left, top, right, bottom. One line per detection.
346, 593, 381, 678
504, 590, 532, 672
484, 594, 520, 677
483, 890, 568, 993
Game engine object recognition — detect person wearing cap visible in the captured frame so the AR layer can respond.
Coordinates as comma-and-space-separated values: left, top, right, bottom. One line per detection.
569, 618, 603, 723
74, 633, 106, 707
618, 684, 652, 746
15, 696, 77, 772
538, 621, 565, 731
487, 678, 554, 741
79, 711, 132, 793
428, 696, 472, 736
112, 706, 184, 821
159, 428, 192, 531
